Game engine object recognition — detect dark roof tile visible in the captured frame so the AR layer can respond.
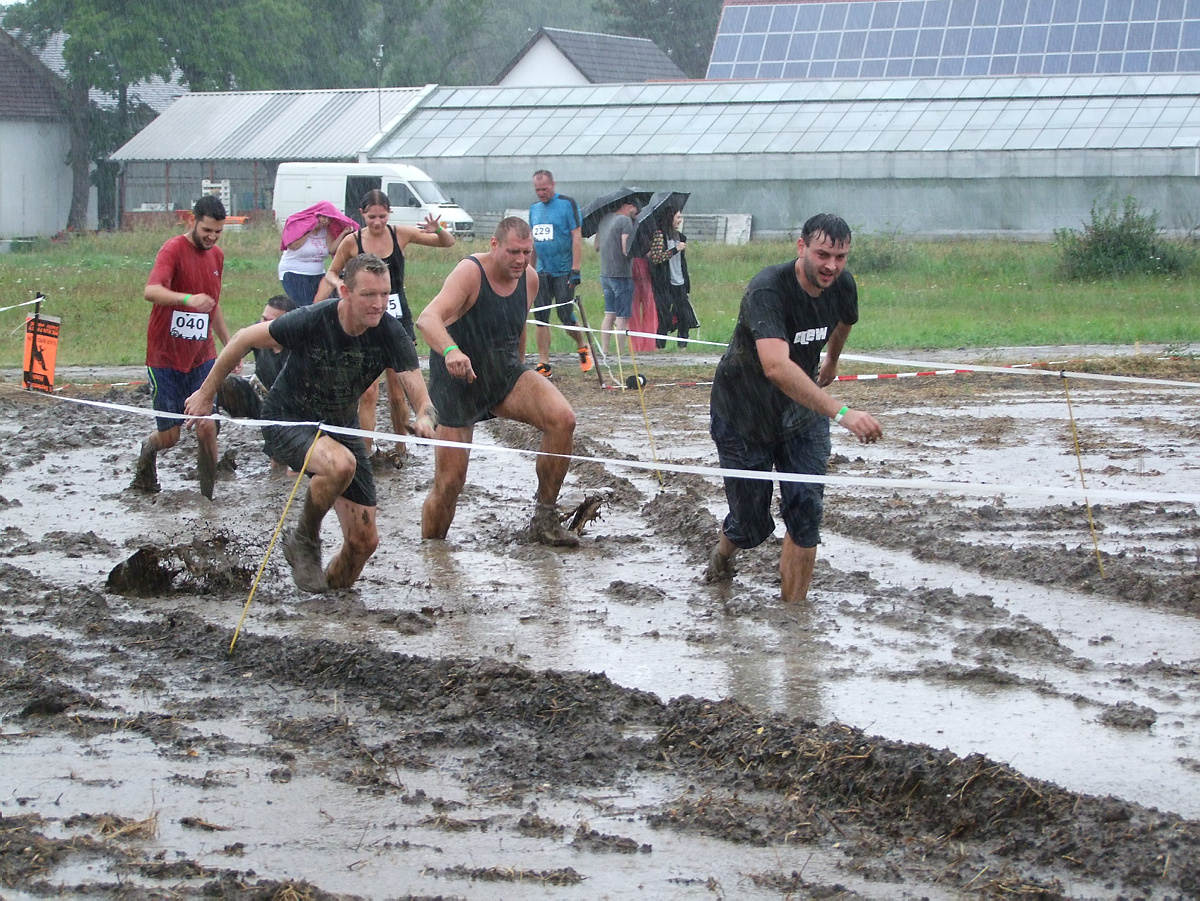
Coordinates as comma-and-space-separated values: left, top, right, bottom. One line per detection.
0, 29, 63, 119
498, 27, 689, 84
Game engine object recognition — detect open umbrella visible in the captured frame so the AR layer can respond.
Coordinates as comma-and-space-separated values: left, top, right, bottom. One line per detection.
629, 190, 690, 257
580, 186, 654, 238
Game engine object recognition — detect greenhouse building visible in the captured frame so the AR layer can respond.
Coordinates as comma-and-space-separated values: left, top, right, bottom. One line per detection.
111, 0, 1200, 237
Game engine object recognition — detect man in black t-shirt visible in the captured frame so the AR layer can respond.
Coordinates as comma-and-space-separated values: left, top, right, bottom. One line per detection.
185, 254, 437, 593
706, 213, 883, 603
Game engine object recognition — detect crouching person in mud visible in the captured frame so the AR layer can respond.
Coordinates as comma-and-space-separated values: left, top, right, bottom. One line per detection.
417, 217, 580, 547
705, 213, 882, 603
184, 253, 438, 592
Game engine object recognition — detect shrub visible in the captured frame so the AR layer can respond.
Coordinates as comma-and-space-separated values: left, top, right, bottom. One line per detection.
1055, 196, 1191, 279
848, 229, 917, 273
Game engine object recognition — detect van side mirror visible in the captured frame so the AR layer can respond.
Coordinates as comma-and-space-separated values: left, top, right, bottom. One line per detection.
409, 196, 420, 208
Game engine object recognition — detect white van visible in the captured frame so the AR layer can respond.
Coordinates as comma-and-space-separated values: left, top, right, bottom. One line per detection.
272, 162, 474, 238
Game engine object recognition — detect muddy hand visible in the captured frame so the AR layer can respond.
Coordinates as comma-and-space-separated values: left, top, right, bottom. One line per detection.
413, 405, 439, 439
842, 409, 882, 444
183, 389, 215, 428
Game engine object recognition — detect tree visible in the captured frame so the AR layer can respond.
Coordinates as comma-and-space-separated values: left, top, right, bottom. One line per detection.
593, 0, 721, 78
4, 0, 175, 229
2, 0, 320, 229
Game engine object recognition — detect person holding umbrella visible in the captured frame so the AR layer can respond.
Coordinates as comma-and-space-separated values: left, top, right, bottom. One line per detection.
580, 187, 653, 358
642, 194, 696, 349
278, 201, 357, 307
595, 198, 640, 359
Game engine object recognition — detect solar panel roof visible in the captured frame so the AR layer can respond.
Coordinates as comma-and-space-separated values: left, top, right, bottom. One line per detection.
707, 0, 1200, 81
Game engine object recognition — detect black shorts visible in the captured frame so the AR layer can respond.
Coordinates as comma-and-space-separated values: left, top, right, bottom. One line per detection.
262, 423, 376, 507
533, 273, 578, 326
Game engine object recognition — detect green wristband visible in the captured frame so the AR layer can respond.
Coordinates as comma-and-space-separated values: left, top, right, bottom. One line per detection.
182, 294, 192, 304
443, 344, 459, 356
834, 405, 849, 423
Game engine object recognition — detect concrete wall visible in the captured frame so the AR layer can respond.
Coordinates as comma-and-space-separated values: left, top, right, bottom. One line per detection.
396, 149, 1200, 239
115, 148, 1200, 239
0, 119, 74, 238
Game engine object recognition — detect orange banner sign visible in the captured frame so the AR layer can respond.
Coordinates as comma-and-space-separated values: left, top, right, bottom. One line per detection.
23, 313, 60, 392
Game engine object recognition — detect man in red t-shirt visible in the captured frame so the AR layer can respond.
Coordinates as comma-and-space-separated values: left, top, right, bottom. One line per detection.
130, 194, 233, 498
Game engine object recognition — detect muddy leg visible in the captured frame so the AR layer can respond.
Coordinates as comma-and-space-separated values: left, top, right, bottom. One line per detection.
704, 531, 738, 582
282, 437, 356, 593
327, 499, 379, 589
422, 429, 471, 539
196, 420, 218, 500
130, 426, 179, 493
780, 533, 816, 603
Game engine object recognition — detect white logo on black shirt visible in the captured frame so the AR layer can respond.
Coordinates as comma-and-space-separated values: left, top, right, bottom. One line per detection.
793, 327, 828, 345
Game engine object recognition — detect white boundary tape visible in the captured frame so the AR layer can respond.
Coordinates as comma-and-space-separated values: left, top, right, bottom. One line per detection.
0, 299, 45, 315
12, 385, 1200, 507
533, 318, 1200, 390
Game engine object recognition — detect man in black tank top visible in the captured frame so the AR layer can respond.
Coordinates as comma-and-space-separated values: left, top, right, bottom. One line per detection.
417, 217, 580, 547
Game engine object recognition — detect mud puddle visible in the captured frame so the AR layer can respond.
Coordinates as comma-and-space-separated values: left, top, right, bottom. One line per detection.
3, 356, 1200, 898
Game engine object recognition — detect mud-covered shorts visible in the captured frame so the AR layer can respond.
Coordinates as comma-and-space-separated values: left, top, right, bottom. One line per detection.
710, 411, 830, 549
262, 423, 376, 507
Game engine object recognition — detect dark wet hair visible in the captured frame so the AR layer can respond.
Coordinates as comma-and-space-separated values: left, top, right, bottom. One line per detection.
194, 194, 226, 221
359, 189, 390, 211
494, 216, 532, 243
659, 202, 682, 237
801, 213, 851, 247
266, 294, 297, 313
342, 252, 389, 289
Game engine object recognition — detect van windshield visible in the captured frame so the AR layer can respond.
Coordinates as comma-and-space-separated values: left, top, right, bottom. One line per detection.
410, 180, 450, 204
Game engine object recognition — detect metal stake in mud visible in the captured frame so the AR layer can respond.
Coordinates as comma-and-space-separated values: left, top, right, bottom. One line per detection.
573, 294, 606, 388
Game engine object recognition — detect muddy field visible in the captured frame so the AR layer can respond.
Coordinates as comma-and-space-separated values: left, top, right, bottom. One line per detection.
2, 348, 1200, 900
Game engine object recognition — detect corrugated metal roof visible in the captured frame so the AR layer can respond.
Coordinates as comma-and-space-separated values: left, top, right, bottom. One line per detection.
369, 74, 1200, 160
111, 87, 428, 161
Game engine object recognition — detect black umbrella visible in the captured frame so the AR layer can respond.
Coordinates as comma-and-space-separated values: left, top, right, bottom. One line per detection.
580, 186, 654, 238
629, 190, 690, 257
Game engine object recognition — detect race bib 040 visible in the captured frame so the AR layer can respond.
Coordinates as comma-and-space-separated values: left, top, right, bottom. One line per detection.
387, 293, 402, 318
170, 310, 210, 341
532, 223, 554, 241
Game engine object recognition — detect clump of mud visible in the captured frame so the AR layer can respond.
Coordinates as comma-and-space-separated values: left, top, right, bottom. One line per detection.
106, 531, 256, 596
